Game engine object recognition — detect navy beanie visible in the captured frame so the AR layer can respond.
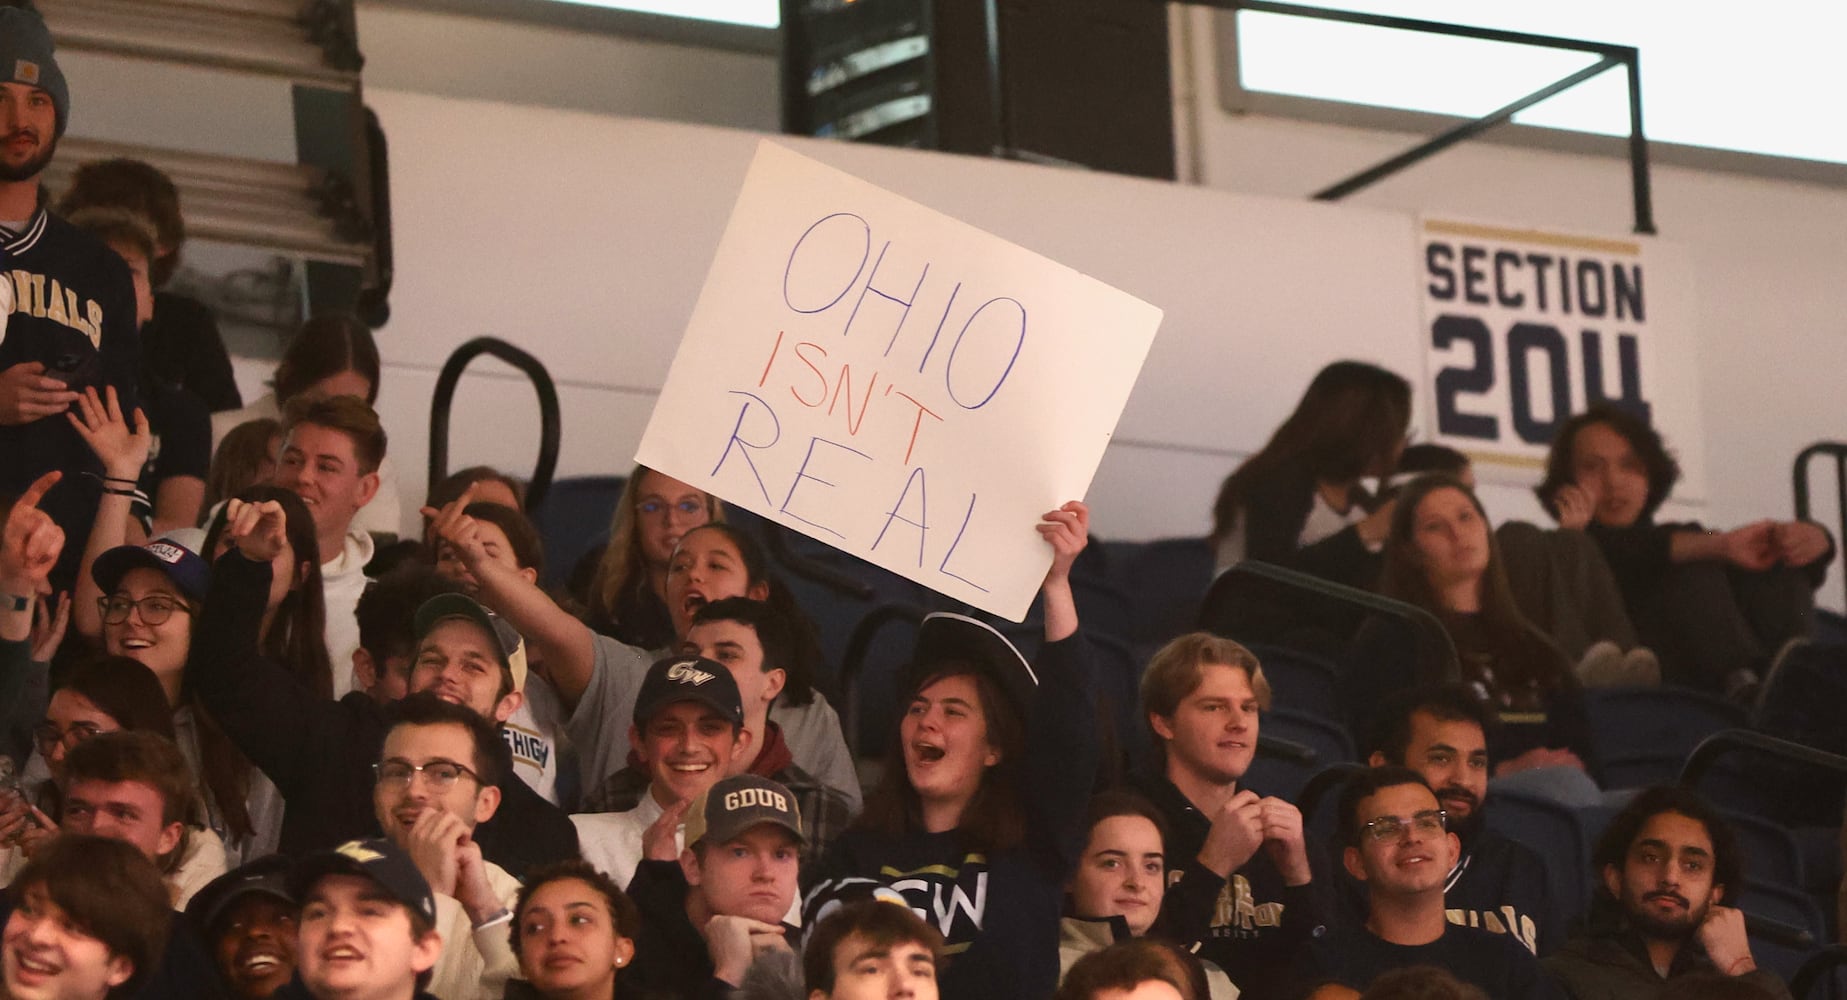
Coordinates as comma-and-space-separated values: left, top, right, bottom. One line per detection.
0, 7, 67, 136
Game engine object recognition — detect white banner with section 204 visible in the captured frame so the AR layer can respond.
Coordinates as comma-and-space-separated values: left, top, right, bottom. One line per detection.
1417, 218, 1706, 501
639, 142, 1163, 622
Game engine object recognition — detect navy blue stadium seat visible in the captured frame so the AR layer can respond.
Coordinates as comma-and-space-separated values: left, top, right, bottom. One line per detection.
1722, 808, 1806, 889
1583, 685, 1747, 789
1243, 734, 1323, 802
836, 604, 926, 758
1243, 642, 1345, 723
1104, 536, 1215, 656
529, 475, 625, 588
1264, 708, 1356, 768
1736, 882, 1828, 984
1484, 786, 1596, 930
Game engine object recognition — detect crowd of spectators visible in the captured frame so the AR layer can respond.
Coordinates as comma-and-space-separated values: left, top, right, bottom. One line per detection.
0, 8, 1840, 1000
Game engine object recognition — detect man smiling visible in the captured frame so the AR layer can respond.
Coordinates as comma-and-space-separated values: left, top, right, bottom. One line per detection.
1295, 768, 1555, 1000
185, 856, 299, 1000
571, 656, 749, 888
1361, 684, 1556, 955
273, 394, 385, 697
370, 695, 520, 1000
0, 836, 171, 1000
192, 496, 577, 873
287, 839, 443, 1000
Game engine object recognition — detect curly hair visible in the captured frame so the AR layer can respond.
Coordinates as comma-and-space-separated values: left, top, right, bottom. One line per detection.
1536, 404, 1681, 522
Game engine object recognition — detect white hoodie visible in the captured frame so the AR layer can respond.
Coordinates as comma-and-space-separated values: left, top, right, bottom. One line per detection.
322, 528, 374, 698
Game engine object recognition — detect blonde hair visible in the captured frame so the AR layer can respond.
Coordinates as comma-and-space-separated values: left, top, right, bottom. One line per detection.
1140, 632, 1273, 743
585, 465, 723, 622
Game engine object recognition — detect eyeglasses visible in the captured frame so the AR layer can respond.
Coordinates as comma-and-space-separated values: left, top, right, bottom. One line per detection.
372, 759, 481, 789
1361, 809, 1448, 843
97, 594, 191, 626
638, 498, 706, 518
33, 721, 108, 755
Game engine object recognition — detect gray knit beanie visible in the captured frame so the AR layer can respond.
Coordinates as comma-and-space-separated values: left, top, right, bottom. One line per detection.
0, 7, 67, 136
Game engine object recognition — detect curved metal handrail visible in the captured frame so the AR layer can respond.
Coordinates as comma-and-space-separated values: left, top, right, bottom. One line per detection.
1201, 560, 1461, 683
1792, 441, 1847, 611
355, 105, 392, 328
1679, 728, 1847, 790
1297, 762, 1369, 830
427, 337, 561, 512
836, 602, 930, 758
1791, 945, 1847, 1000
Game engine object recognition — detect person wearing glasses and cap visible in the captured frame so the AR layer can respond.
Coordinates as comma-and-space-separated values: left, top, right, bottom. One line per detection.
369, 693, 521, 1000
283, 838, 445, 1000
1292, 768, 1556, 1000
187, 497, 577, 873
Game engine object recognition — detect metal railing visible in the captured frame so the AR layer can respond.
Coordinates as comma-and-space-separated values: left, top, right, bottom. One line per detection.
968, 0, 1656, 233
427, 338, 562, 512
1793, 442, 1847, 611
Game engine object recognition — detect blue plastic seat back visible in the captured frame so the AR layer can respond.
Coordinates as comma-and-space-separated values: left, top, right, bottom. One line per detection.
1484, 787, 1594, 931
1584, 685, 1746, 789
530, 475, 626, 588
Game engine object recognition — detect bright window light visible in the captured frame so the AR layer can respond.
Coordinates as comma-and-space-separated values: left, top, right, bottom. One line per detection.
1236, 1, 1847, 164
549, 0, 779, 29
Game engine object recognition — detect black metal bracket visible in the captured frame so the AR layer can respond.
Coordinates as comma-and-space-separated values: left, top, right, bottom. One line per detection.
428, 337, 562, 512
299, 0, 365, 73
356, 106, 393, 328
1680, 728, 1847, 790
1200, 0, 1655, 234
1792, 441, 1847, 611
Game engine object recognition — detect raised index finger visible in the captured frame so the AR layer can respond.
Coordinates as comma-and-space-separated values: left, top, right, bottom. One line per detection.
14, 470, 60, 510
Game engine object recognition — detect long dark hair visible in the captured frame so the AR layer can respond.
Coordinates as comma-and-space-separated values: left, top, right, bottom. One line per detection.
1210, 360, 1411, 543
1379, 475, 1570, 696
271, 313, 380, 405
854, 661, 1027, 852
191, 488, 330, 843
37, 656, 178, 819
202, 485, 333, 699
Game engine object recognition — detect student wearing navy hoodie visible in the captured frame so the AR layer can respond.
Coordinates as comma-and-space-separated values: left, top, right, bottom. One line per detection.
805, 501, 1098, 1000
1132, 632, 1332, 1000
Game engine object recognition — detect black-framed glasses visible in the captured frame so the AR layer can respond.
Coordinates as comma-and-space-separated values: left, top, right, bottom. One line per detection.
97, 594, 191, 626
33, 721, 108, 755
372, 759, 481, 789
1361, 809, 1448, 843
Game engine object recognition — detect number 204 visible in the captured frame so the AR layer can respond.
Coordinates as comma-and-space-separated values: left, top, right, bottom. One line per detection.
1432, 316, 1652, 446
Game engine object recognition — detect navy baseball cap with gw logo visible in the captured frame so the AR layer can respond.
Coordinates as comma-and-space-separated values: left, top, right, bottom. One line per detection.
633, 655, 744, 729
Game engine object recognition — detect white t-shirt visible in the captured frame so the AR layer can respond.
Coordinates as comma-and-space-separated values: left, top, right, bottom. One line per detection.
502, 672, 571, 805
1298, 490, 1367, 547
572, 794, 675, 890
322, 529, 374, 698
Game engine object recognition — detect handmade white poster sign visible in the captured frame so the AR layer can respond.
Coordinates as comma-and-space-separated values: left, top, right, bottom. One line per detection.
638, 141, 1163, 621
